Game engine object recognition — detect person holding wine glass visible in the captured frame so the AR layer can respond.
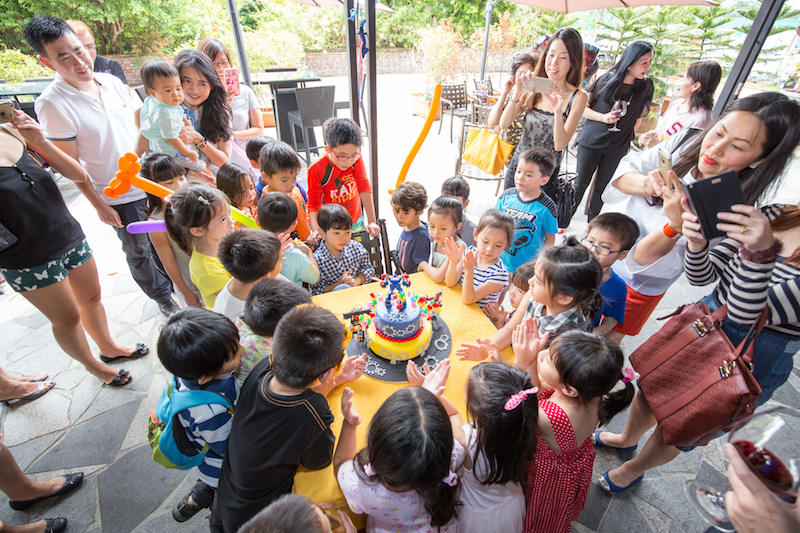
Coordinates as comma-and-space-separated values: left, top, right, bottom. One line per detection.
683, 406, 800, 532
569, 41, 654, 223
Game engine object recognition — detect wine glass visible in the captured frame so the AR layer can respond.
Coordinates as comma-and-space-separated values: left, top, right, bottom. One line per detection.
683, 406, 800, 532
608, 100, 628, 132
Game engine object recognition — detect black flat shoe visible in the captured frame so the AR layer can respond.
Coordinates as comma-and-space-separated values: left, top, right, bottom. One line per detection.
99, 343, 149, 364
101, 369, 131, 388
43, 517, 68, 533
9, 472, 84, 510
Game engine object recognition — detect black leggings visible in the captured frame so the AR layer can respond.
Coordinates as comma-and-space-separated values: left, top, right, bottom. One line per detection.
572, 144, 629, 222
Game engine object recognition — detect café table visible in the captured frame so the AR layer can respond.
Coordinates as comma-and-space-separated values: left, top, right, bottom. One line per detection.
251, 70, 321, 147
294, 272, 514, 527
0, 80, 52, 98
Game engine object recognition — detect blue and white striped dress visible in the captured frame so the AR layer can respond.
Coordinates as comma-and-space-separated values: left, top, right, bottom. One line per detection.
460, 246, 509, 309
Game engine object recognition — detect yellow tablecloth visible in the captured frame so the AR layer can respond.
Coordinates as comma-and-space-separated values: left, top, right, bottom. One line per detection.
294, 273, 513, 525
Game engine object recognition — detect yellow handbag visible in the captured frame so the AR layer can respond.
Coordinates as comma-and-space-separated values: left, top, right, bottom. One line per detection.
461, 126, 514, 176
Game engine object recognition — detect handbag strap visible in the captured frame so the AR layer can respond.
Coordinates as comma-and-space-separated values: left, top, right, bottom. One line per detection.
733, 306, 770, 364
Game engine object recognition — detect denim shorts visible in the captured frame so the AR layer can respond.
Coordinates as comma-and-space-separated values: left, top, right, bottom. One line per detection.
0, 239, 92, 292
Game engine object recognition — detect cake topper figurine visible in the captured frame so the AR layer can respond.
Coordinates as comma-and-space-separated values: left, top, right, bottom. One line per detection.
344, 307, 372, 344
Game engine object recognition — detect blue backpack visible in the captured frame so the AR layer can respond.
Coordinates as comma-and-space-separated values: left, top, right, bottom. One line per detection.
147, 378, 233, 470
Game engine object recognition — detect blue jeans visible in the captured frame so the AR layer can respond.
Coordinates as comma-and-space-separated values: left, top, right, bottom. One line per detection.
111, 199, 173, 303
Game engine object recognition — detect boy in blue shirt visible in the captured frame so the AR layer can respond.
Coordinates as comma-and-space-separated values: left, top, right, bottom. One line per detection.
156, 308, 243, 523
257, 192, 320, 287
495, 147, 558, 273
391, 181, 430, 273
579, 213, 639, 343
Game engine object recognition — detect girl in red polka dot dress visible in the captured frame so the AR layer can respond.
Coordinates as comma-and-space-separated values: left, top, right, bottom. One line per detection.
511, 322, 635, 533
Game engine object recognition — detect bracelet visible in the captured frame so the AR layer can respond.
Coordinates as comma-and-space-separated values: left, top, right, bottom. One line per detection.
740, 238, 782, 264
196, 138, 208, 149
511, 99, 520, 103
663, 223, 681, 239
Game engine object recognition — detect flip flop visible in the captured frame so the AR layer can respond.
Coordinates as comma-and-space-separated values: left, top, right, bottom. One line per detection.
99, 343, 149, 364
598, 470, 643, 493
101, 369, 132, 388
2, 381, 55, 406
22, 373, 49, 382
593, 430, 638, 452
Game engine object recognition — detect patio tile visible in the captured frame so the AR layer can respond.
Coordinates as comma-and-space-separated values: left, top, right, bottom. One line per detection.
9, 431, 63, 472
0, 318, 34, 353
13, 310, 49, 330
97, 444, 187, 533
132, 508, 211, 533
2, 390, 71, 446
76, 388, 141, 424
51, 365, 90, 391
597, 492, 652, 533
660, 445, 703, 474
632, 494, 673, 533
634, 475, 712, 533
29, 474, 98, 533
577, 482, 611, 530
29, 400, 140, 473
5, 341, 73, 377
694, 460, 728, 489
67, 375, 102, 423
769, 380, 800, 408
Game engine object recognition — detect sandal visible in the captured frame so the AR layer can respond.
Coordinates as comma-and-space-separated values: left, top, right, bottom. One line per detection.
99, 343, 149, 364
2, 381, 55, 406
101, 369, 132, 388
20, 373, 49, 382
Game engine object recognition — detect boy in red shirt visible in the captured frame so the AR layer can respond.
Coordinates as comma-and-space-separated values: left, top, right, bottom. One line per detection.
307, 118, 379, 237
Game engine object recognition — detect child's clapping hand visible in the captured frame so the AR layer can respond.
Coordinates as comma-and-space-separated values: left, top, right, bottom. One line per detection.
444, 237, 465, 263
511, 317, 549, 377
340, 272, 356, 287
341, 387, 361, 426
406, 359, 450, 396
338, 354, 367, 385
484, 302, 507, 328
463, 248, 476, 270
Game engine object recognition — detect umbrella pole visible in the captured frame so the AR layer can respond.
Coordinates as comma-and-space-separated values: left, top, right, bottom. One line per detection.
479, 0, 499, 80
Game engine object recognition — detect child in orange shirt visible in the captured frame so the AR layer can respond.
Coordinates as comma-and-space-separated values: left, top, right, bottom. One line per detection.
259, 141, 311, 241
307, 118, 379, 237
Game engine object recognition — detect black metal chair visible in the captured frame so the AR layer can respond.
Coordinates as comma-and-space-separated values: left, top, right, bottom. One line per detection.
24, 77, 54, 82
287, 85, 336, 165
352, 219, 397, 278
438, 82, 474, 144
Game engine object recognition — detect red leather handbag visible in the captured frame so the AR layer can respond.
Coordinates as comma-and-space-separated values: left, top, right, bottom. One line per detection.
629, 302, 767, 447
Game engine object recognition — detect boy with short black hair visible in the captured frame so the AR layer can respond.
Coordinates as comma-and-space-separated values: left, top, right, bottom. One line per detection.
213, 228, 283, 319
211, 305, 345, 533
307, 117, 379, 237
257, 192, 319, 287
581, 212, 639, 342
233, 277, 312, 387
157, 308, 243, 523
139, 60, 204, 171
441, 176, 476, 248
312, 204, 374, 295
258, 142, 311, 240
391, 181, 431, 274
495, 147, 558, 273
246, 135, 275, 196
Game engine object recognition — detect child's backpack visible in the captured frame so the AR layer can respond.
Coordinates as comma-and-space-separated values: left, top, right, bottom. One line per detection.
148, 377, 234, 470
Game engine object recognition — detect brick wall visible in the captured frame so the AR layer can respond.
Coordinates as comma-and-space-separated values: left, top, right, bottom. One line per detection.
106, 53, 170, 87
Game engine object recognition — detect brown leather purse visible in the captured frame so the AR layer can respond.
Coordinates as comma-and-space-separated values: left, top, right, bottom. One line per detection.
629, 302, 767, 447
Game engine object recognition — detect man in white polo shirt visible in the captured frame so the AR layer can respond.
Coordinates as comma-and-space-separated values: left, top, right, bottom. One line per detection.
25, 15, 176, 315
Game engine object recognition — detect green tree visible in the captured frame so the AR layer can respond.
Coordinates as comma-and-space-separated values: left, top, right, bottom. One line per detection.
684, 6, 736, 57
595, 7, 648, 63
639, 7, 692, 80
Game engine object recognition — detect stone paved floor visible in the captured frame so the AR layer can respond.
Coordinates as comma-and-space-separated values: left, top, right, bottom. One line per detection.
1, 74, 799, 532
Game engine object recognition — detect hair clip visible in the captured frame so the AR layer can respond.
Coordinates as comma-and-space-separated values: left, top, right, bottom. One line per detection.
442, 471, 458, 487
621, 367, 640, 384
197, 195, 210, 206
364, 463, 376, 477
164, 194, 173, 205
504, 387, 539, 411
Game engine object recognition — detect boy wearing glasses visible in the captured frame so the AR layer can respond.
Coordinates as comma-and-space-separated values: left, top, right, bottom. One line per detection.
307, 118, 380, 238
580, 213, 639, 342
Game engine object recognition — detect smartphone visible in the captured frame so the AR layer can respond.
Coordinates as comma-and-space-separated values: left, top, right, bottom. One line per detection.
522, 76, 553, 94
223, 68, 240, 97
0, 99, 15, 124
657, 147, 673, 189
680, 171, 745, 240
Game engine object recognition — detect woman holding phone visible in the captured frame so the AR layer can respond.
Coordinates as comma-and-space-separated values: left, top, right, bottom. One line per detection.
489, 28, 588, 199
197, 38, 263, 169
593, 92, 800, 494
571, 41, 654, 223
599, 92, 800, 342
174, 49, 232, 174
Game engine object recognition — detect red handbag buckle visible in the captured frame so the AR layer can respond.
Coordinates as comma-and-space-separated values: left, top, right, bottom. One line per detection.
693, 318, 711, 337
719, 359, 736, 378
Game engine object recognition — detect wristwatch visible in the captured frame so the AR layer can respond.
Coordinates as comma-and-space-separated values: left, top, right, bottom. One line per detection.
196, 138, 208, 150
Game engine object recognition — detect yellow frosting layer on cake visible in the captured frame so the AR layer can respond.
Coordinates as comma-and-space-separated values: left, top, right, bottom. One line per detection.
367, 319, 432, 361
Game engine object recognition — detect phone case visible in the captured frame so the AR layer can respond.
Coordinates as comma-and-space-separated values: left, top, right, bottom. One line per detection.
658, 147, 673, 189
680, 171, 745, 240
522, 77, 552, 94
223, 68, 240, 97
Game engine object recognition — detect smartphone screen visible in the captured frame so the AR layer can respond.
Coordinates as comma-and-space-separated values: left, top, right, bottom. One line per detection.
223, 68, 240, 97
657, 147, 673, 189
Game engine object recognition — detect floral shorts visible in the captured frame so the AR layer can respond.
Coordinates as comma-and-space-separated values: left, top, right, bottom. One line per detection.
0, 239, 92, 293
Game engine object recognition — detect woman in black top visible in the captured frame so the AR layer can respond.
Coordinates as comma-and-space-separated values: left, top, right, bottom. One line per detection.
572, 41, 654, 223
0, 111, 146, 391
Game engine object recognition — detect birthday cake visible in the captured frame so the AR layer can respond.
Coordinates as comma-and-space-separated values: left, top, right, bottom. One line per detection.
348, 274, 442, 362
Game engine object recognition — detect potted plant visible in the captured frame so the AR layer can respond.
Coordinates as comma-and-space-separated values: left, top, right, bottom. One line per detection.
413, 18, 464, 119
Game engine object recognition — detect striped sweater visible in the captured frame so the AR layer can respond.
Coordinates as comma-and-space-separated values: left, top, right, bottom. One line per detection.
683, 205, 800, 338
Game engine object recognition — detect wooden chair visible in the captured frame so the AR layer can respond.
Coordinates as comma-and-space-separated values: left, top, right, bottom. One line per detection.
439, 82, 474, 143
287, 85, 336, 165
454, 121, 505, 196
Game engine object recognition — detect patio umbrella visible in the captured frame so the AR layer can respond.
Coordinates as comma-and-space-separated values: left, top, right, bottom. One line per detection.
478, 0, 718, 78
